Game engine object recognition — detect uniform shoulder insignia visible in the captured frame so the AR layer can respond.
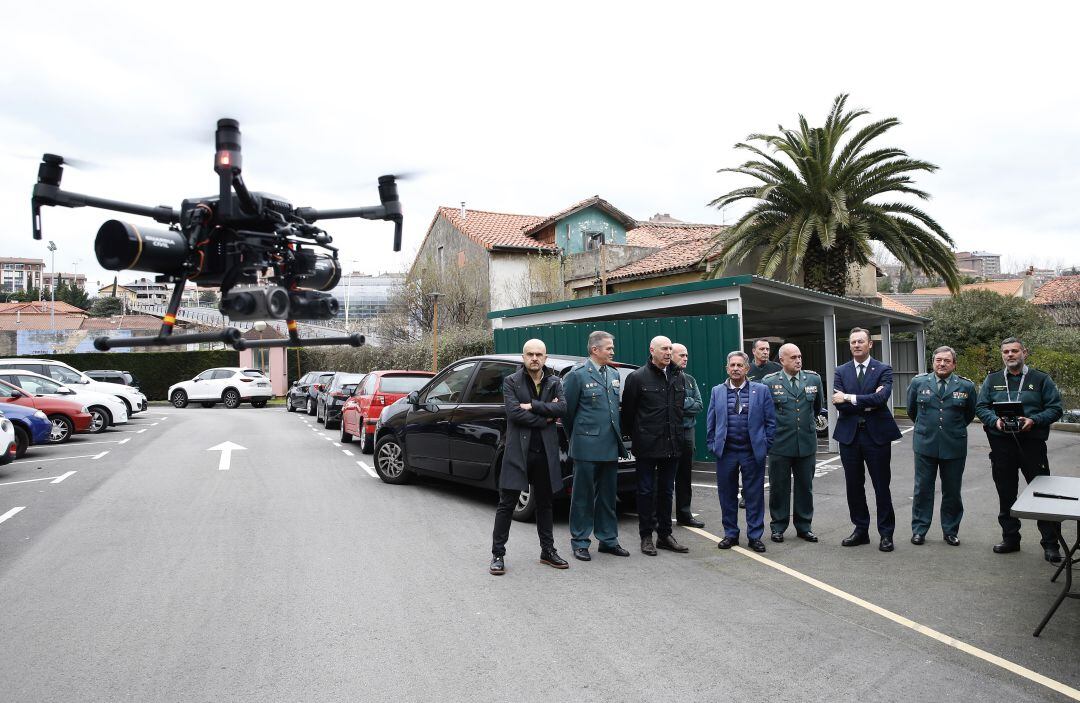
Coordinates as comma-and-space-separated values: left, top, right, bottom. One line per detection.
956, 374, 973, 383
913, 372, 929, 378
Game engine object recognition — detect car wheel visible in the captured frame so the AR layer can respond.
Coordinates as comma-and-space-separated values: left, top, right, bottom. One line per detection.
360, 429, 374, 454
223, 389, 241, 409
251, 399, 268, 409
48, 414, 74, 443
119, 397, 134, 416
340, 422, 353, 443
286, 397, 297, 412
512, 484, 537, 522
374, 435, 413, 484
88, 406, 111, 434
306, 398, 316, 416
13, 425, 29, 458
171, 390, 189, 409
316, 404, 324, 423
325, 415, 338, 429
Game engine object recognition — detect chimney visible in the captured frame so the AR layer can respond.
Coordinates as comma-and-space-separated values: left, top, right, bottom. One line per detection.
461, 202, 466, 220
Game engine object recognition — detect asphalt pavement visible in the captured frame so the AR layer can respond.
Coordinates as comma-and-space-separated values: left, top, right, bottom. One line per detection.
0, 407, 1077, 702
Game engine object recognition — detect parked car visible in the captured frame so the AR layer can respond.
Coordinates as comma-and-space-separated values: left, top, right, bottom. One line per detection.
0, 358, 147, 416
168, 368, 274, 409
0, 378, 92, 443
0, 411, 16, 465
341, 370, 435, 453
83, 369, 141, 390
373, 354, 639, 521
304, 372, 335, 416
315, 373, 365, 429
0, 401, 52, 458
285, 371, 333, 414
0, 369, 128, 433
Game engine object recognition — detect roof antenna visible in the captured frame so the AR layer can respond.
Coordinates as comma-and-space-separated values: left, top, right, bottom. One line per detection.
461, 201, 466, 220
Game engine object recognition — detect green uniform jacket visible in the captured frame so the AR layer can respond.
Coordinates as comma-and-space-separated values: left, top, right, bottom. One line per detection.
681, 372, 703, 436
563, 359, 628, 462
975, 366, 1063, 441
906, 372, 977, 459
762, 369, 824, 458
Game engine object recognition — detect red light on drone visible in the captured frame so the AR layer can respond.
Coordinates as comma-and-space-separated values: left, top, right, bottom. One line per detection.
219, 152, 231, 166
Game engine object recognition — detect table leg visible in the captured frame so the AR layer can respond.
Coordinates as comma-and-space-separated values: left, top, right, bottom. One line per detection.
1033, 521, 1077, 637
1050, 521, 1078, 584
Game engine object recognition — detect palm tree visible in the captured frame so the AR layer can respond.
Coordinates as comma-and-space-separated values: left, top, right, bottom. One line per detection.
704, 94, 960, 296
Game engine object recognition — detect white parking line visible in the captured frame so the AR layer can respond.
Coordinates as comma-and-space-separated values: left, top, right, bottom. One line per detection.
342, 449, 354, 456
9, 454, 100, 465
52, 471, 76, 483
93, 451, 109, 460
356, 461, 377, 478
0, 472, 75, 488
64, 438, 128, 447
332, 442, 341, 447
149, 423, 159, 426
0, 506, 25, 525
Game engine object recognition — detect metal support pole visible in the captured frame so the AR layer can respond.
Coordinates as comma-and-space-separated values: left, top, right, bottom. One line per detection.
824, 310, 838, 453
880, 320, 893, 411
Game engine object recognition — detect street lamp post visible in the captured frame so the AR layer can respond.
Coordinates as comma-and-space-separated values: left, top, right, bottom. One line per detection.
430, 291, 441, 372
46, 240, 57, 334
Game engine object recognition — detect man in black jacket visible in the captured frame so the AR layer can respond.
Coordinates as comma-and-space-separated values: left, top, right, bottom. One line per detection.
489, 339, 569, 575
621, 335, 689, 556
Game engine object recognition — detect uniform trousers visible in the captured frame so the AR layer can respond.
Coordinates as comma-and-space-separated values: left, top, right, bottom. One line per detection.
767, 453, 815, 534
839, 426, 895, 537
636, 456, 678, 539
988, 434, 1060, 548
715, 447, 765, 541
492, 447, 554, 556
569, 459, 620, 550
911, 454, 965, 538
674, 434, 695, 521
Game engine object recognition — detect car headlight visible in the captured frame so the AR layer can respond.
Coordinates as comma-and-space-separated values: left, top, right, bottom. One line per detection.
34, 410, 47, 419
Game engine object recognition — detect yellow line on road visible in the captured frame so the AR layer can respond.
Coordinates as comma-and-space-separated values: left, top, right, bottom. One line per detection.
684, 526, 1080, 701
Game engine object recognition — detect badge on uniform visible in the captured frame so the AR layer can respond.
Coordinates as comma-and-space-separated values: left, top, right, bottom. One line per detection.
921, 388, 933, 395
805, 385, 817, 394
1027, 384, 1034, 390
952, 391, 968, 399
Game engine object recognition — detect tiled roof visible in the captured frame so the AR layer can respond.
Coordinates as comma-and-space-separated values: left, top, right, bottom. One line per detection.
883, 293, 946, 313
0, 301, 87, 314
912, 279, 1024, 296
435, 207, 552, 251
1033, 275, 1080, 305
0, 316, 85, 331
606, 235, 722, 282
878, 294, 921, 316
80, 315, 164, 331
521, 196, 637, 237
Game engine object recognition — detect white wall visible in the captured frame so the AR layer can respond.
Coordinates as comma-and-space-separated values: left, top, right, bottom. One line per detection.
489, 255, 531, 312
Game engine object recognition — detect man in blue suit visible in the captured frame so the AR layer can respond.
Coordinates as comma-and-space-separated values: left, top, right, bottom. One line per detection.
706, 350, 776, 552
832, 327, 903, 552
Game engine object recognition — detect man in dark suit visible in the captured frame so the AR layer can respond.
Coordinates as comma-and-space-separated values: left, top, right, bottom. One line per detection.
706, 350, 776, 552
832, 327, 903, 552
564, 330, 631, 561
489, 339, 569, 575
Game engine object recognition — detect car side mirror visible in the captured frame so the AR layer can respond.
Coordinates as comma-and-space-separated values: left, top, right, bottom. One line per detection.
58, 387, 75, 395
406, 391, 420, 407
291, 381, 299, 387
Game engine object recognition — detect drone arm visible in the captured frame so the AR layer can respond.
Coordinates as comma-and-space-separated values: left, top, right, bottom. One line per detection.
32, 183, 179, 239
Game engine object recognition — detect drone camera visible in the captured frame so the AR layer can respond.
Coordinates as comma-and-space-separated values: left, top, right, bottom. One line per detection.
95, 220, 190, 276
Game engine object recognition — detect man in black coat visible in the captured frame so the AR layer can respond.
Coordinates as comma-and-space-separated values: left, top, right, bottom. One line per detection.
621, 335, 689, 556
490, 339, 569, 575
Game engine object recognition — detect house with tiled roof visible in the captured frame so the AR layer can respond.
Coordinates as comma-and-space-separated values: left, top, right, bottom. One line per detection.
1033, 274, 1080, 326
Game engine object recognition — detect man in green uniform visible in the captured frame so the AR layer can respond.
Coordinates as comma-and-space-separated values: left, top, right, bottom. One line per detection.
564, 330, 631, 561
906, 346, 977, 546
975, 337, 1064, 563
763, 343, 825, 542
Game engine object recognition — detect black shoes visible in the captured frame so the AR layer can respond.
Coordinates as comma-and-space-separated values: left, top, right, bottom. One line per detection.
747, 539, 767, 553
656, 535, 689, 553
841, 531, 871, 547
717, 536, 738, 549
911, 533, 926, 546
944, 535, 960, 546
489, 555, 506, 575
993, 540, 1020, 554
676, 515, 705, 528
540, 549, 569, 569
598, 543, 631, 557
573, 547, 592, 561
641, 536, 658, 556
796, 531, 818, 543
879, 537, 895, 552
1044, 547, 1063, 563
770, 532, 784, 543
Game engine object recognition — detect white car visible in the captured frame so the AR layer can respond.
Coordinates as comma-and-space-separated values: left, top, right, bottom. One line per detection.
0, 358, 148, 416
0, 411, 15, 465
0, 369, 129, 434
168, 367, 273, 409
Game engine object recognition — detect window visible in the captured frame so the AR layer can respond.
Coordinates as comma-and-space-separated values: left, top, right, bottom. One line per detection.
48, 365, 84, 384
211, 370, 235, 380
463, 362, 518, 404
195, 370, 217, 381
379, 375, 431, 394
241, 369, 266, 377
584, 231, 604, 251
357, 375, 377, 396
422, 362, 476, 405
0, 382, 16, 397
12, 374, 60, 395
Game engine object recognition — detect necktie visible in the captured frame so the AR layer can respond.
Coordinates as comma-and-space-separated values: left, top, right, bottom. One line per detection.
734, 386, 743, 414
790, 375, 799, 393
938, 378, 947, 398
857, 364, 865, 385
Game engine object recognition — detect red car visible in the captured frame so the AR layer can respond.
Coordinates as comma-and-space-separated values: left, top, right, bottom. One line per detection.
340, 370, 435, 453
0, 378, 92, 443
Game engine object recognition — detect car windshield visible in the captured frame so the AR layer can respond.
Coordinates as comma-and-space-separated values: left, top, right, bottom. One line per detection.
331, 373, 364, 390
379, 375, 432, 394
51, 365, 85, 384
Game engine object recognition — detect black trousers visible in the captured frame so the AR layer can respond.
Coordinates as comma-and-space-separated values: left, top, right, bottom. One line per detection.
636, 456, 678, 539
674, 434, 695, 520
988, 433, 1060, 548
839, 427, 895, 537
492, 448, 554, 556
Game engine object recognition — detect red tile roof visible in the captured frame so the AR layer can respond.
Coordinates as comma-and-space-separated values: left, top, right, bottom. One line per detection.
1033, 275, 1080, 305
878, 294, 921, 316
0, 301, 87, 314
912, 279, 1024, 296
0, 316, 85, 331
521, 196, 637, 237
79, 315, 164, 331
435, 207, 552, 251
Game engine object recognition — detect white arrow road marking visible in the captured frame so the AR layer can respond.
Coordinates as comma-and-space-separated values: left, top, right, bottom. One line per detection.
356, 461, 377, 478
0, 506, 25, 525
0, 472, 76, 488
208, 441, 246, 471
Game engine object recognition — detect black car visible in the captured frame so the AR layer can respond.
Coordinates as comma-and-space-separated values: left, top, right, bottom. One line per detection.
286, 371, 334, 415
373, 354, 638, 521
315, 372, 365, 429
83, 369, 141, 390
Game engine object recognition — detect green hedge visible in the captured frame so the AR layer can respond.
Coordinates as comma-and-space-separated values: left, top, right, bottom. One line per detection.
20, 350, 239, 401
957, 346, 1080, 409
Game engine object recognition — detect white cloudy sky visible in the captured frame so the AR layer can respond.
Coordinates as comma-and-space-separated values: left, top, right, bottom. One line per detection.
3, 0, 1078, 290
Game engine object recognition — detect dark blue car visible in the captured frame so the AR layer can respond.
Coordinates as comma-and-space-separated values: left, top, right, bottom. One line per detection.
0, 403, 53, 459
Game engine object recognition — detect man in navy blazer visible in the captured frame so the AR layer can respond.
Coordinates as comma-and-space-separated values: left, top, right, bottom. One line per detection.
832, 327, 903, 552
706, 350, 776, 552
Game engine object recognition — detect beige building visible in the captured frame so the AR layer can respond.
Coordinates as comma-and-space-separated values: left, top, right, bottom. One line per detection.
0, 257, 45, 294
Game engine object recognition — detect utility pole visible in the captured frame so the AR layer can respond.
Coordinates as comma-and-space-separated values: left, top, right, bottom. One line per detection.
46, 240, 57, 334
430, 292, 441, 372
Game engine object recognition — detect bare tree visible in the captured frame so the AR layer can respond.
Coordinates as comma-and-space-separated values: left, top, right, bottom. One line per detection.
498, 252, 565, 308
